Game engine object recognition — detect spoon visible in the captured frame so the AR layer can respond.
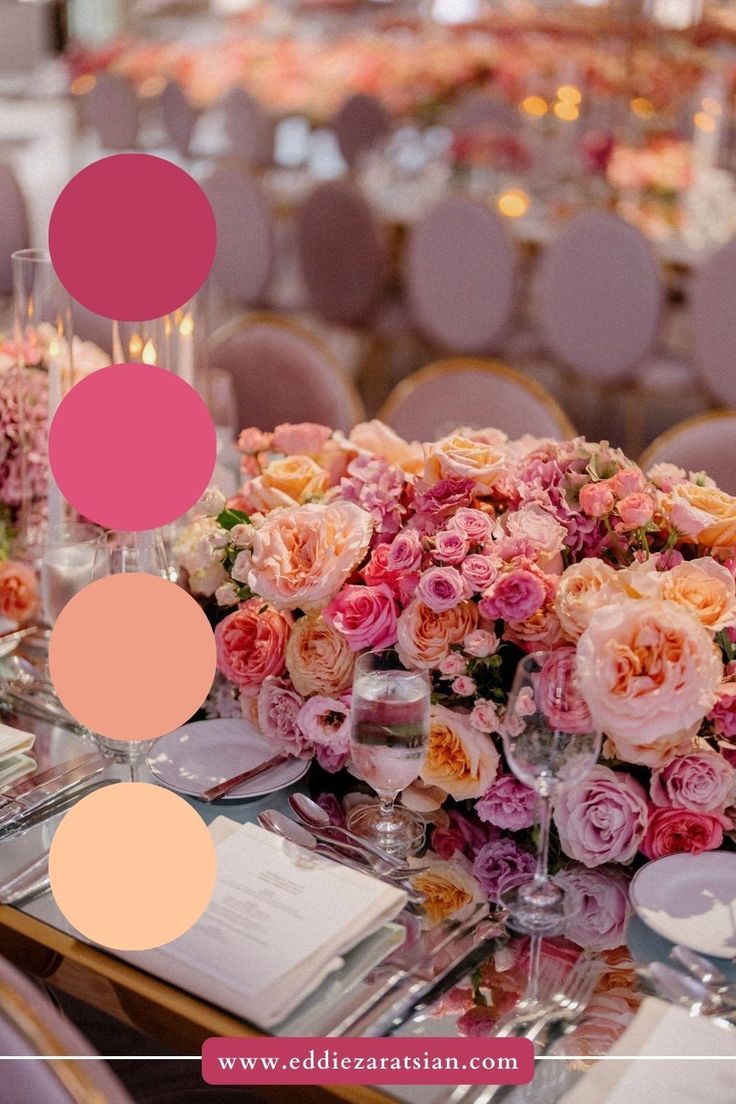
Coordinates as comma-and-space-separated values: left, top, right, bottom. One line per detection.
257, 810, 424, 906
288, 793, 426, 874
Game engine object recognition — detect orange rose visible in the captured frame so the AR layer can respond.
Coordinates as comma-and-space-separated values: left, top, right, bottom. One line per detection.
261, 455, 329, 503
411, 858, 485, 926
0, 561, 39, 624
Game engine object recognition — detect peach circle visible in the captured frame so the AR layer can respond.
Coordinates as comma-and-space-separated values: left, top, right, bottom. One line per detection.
49, 574, 216, 742
49, 783, 217, 950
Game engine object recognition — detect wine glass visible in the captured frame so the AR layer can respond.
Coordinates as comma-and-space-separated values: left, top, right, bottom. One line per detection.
499, 650, 601, 935
90, 529, 170, 780
347, 651, 429, 858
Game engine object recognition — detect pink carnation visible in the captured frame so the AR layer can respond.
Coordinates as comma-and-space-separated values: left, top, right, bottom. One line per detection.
479, 569, 546, 622
257, 678, 309, 757
475, 775, 535, 831
296, 695, 350, 772
324, 583, 398, 651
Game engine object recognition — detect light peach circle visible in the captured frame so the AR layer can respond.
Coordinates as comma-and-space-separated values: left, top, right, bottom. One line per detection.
49, 783, 217, 950
49, 573, 216, 742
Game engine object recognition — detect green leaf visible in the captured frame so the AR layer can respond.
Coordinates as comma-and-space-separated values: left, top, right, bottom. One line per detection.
216, 507, 250, 531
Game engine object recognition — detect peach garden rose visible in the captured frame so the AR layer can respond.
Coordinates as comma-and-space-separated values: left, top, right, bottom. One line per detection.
576, 597, 722, 765
396, 597, 478, 669
285, 612, 355, 697
246, 501, 373, 610
420, 704, 499, 800
666, 482, 736, 550
554, 558, 616, 642
215, 598, 292, 697
423, 433, 508, 493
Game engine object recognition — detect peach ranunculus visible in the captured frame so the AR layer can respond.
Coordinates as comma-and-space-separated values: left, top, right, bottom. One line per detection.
658, 558, 736, 633
260, 455, 329, 503
555, 559, 617, 642
576, 598, 723, 766
246, 501, 373, 610
423, 433, 508, 493
396, 598, 478, 670
420, 703, 499, 800
285, 612, 355, 696
666, 482, 736, 551
410, 856, 487, 926
215, 599, 292, 697
0, 561, 39, 623
348, 420, 424, 475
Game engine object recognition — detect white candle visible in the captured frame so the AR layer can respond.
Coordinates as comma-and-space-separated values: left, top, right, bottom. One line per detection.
112, 320, 124, 363
46, 334, 64, 546
178, 312, 195, 387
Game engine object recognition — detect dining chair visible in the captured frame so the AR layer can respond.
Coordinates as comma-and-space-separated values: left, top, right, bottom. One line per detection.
638, 411, 736, 495
404, 196, 517, 354
378, 357, 575, 442
449, 90, 519, 135
87, 72, 140, 149
691, 237, 736, 407
296, 180, 387, 327
202, 165, 274, 305
161, 80, 200, 158
208, 312, 364, 432
333, 92, 391, 168
223, 86, 274, 167
0, 163, 30, 296
0, 953, 134, 1103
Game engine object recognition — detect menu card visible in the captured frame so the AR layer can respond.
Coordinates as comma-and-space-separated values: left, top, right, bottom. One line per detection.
123, 821, 407, 1028
0, 723, 35, 789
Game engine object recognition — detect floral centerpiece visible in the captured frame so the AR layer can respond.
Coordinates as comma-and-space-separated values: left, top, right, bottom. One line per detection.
177, 420, 736, 959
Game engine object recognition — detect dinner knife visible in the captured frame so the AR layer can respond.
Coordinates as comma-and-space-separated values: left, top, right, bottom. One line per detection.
0, 759, 111, 835
0, 752, 104, 804
200, 753, 289, 802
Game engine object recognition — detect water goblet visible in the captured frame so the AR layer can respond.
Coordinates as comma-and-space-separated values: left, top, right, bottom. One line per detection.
40, 522, 103, 627
499, 649, 601, 935
347, 651, 430, 858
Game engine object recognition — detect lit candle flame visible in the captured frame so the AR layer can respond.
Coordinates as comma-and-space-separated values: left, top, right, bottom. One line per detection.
180, 313, 194, 337
129, 333, 143, 360
142, 339, 157, 365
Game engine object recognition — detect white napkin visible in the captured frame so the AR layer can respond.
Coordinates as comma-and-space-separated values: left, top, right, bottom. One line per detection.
0, 723, 36, 789
559, 996, 736, 1104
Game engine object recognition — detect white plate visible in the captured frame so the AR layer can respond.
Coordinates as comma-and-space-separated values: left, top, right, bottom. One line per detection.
630, 852, 736, 959
147, 718, 309, 801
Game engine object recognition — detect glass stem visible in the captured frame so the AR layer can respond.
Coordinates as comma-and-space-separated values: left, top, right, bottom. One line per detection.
378, 793, 395, 820
534, 792, 552, 885
527, 932, 543, 1003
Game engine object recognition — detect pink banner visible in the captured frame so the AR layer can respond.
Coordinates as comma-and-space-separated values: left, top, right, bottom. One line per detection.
202, 1037, 534, 1086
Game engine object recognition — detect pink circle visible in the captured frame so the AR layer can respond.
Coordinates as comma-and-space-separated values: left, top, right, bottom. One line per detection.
49, 155, 216, 321
49, 363, 216, 530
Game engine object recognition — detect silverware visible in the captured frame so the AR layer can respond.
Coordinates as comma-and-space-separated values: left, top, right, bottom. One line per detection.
199, 753, 289, 802
0, 752, 103, 804
0, 690, 83, 733
637, 962, 736, 1024
0, 626, 38, 658
288, 793, 429, 875
0, 758, 110, 836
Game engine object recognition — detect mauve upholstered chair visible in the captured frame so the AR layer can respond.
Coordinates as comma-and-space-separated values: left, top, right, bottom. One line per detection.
691, 237, 736, 407
405, 197, 517, 354
0, 954, 133, 1103
535, 210, 662, 384
296, 180, 386, 326
208, 313, 364, 432
161, 80, 199, 157
223, 86, 274, 167
449, 90, 518, 135
87, 73, 140, 149
333, 92, 391, 168
0, 164, 30, 295
379, 358, 574, 442
202, 166, 274, 304
639, 411, 736, 495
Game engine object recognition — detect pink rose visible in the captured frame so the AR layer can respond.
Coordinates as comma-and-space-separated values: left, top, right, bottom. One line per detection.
557, 866, 630, 951
576, 599, 722, 765
475, 774, 535, 831
416, 566, 467, 612
463, 629, 498, 658
432, 810, 495, 860
361, 543, 403, 591
650, 751, 736, 814
452, 675, 476, 696
579, 481, 615, 518
257, 678, 309, 757
432, 529, 468, 566
503, 505, 567, 572
271, 421, 331, 456
324, 583, 398, 651
237, 427, 272, 454
413, 477, 475, 521
616, 491, 654, 530
554, 766, 649, 867
536, 647, 593, 735
641, 807, 730, 860
246, 501, 373, 610
439, 652, 467, 676
610, 467, 645, 497
0, 561, 39, 624
447, 508, 494, 545
215, 600, 292, 697
470, 699, 500, 733
709, 683, 736, 740
479, 569, 546, 622
296, 694, 350, 771
387, 529, 423, 573
461, 555, 498, 593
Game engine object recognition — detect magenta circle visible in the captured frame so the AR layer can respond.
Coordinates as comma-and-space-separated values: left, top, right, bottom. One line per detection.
49, 155, 216, 321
